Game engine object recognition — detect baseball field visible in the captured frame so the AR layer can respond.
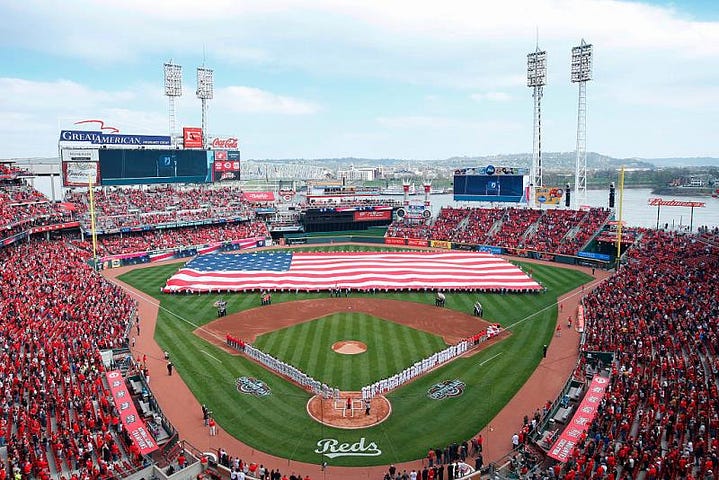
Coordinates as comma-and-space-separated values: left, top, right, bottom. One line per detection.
118, 245, 591, 467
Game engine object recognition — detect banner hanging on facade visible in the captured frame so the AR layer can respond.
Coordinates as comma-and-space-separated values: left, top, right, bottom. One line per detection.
548, 375, 609, 462
104, 370, 158, 456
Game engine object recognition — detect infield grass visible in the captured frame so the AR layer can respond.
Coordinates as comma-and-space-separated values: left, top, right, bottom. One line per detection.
253, 313, 447, 391
118, 246, 592, 466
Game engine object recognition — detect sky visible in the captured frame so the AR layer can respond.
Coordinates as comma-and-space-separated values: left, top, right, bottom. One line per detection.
0, 0, 718, 161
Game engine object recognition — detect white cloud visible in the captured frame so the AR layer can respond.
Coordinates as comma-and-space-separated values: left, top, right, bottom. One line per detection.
471, 92, 512, 102
219, 86, 320, 115
376, 115, 521, 131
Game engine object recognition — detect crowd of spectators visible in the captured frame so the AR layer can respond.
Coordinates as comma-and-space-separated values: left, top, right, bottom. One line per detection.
1, 181, 74, 237
0, 239, 140, 480
531, 230, 719, 480
78, 221, 269, 256
385, 206, 609, 255
698, 226, 719, 246
65, 185, 257, 231
385, 219, 432, 240
430, 207, 471, 242
554, 208, 612, 255
489, 208, 543, 249
452, 208, 505, 245
0, 164, 30, 177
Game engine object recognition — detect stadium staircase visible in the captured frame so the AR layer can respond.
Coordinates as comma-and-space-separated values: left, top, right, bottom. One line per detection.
575, 213, 612, 253
485, 218, 504, 241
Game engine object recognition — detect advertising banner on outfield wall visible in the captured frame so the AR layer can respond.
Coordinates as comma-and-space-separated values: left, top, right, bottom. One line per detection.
104, 370, 158, 456
430, 240, 452, 249
548, 375, 609, 462
354, 210, 392, 222
407, 238, 429, 247
61, 149, 100, 186
384, 237, 407, 245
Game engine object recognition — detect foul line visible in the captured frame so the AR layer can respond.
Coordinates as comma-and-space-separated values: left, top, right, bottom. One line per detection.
504, 276, 608, 331
479, 352, 503, 366
105, 277, 227, 344
201, 350, 222, 363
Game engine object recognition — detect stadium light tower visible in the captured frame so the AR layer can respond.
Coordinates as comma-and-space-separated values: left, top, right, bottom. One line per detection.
527, 46, 547, 206
164, 62, 183, 144
571, 39, 593, 207
196, 66, 214, 149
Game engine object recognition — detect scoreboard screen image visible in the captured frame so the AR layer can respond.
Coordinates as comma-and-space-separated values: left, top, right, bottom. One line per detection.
99, 149, 212, 185
453, 172, 527, 203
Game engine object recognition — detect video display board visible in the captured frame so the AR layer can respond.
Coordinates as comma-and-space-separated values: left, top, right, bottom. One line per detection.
98, 149, 212, 185
453, 165, 528, 203
212, 150, 241, 182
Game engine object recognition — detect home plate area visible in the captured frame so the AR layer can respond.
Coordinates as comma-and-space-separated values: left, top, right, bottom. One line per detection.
306, 391, 392, 429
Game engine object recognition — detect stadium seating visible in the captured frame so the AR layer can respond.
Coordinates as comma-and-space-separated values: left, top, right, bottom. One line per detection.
65, 185, 256, 230
81, 221, 269, 256
0, 240, 139, 480
3, 171, 716, 479
385, 206, 611, 256
523, 230, 719, 479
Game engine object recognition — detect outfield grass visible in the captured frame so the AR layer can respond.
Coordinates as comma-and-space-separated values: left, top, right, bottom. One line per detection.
253, 313, 447, 391
118, 247, 591, 466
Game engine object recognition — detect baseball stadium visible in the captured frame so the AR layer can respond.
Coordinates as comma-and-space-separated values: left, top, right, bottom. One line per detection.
0, 36, 718, 479
2, 123, 718, 480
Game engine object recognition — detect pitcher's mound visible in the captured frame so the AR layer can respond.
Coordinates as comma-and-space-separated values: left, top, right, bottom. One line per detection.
332, 341, 367, 355
307, 393, 391, 429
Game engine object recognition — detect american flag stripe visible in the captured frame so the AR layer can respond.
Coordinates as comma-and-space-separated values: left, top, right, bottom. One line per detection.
163, 252, 540, 293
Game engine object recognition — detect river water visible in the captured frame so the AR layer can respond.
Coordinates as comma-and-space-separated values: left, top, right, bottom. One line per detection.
397, 188, 719, 230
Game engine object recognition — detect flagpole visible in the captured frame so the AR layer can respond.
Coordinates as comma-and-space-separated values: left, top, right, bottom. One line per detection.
615, 166, 625, 268
88, 175, 99, 271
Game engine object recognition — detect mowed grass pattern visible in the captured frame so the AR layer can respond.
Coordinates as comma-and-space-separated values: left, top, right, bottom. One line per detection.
118, 247, 592, 466
253, 314, 447, 391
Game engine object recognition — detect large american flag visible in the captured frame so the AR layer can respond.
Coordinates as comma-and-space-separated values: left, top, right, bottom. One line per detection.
162, 251, 541, 293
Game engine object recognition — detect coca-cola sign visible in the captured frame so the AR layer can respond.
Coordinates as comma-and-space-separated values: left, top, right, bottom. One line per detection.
211, 137, 239, 149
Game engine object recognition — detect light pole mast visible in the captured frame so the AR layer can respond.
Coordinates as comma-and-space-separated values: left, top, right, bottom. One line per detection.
196, 67, 214, 149
527, 46, 547, 206
571, 39, 593, 208
164, 62, 183, 145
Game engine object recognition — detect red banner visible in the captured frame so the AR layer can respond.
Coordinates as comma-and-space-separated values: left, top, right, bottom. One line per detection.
183, 127, 203, 148
384, 237, 407, 245
215, 150, 227, 161
105, 370, 158, 456
354, 210, 392, 222
407, 238, 429, 247
242, 191, 275, 202
28, 222, 80, 234
548, 375, 609, 462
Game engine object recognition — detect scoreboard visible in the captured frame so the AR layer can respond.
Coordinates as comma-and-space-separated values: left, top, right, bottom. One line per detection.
59, 128, 240, 186
453, 165, 528, 203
